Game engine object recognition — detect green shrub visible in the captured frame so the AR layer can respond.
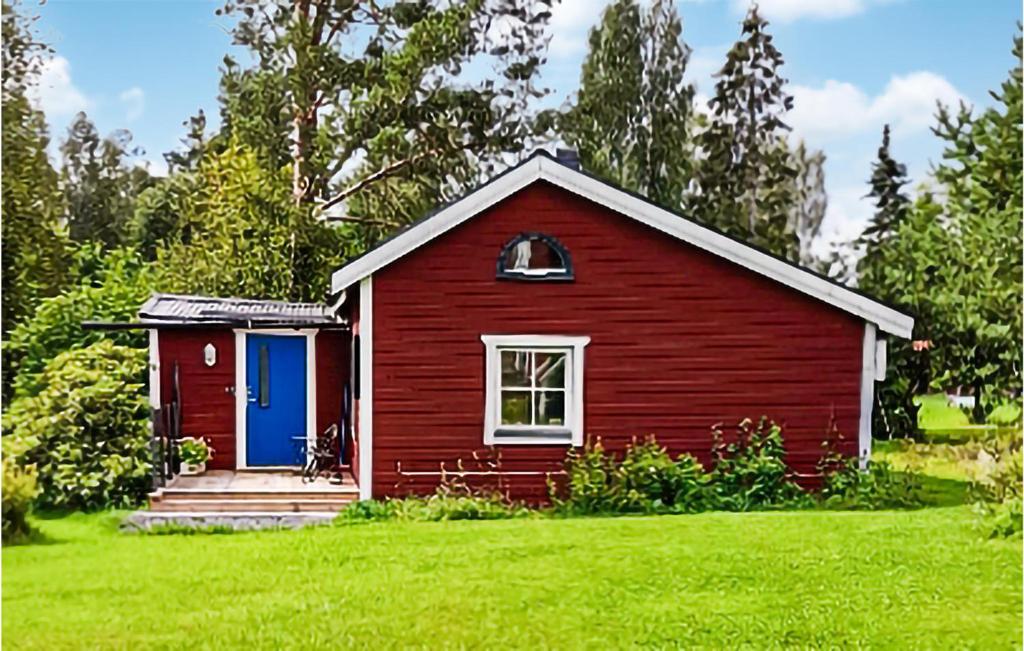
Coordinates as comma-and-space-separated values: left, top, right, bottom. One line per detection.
819, 458, 923, 510
337, 483, 530, 525
3, 245, 152, 400
554, 437, 709, 514
979, 497, 1022, 538
969, 432, 1022, 538
2, 438, 39, 544
707, 418, 807, 511
3, 341, 151, 510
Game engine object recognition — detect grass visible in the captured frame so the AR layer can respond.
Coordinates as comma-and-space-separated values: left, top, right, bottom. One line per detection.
915, 393, 1021, 443
3, 507, 1021, 649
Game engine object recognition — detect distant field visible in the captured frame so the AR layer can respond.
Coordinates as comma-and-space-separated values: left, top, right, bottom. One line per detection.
3, 508, 1020, 649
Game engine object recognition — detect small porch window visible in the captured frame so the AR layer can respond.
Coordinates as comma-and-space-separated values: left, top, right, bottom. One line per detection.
481, 335, 589, 445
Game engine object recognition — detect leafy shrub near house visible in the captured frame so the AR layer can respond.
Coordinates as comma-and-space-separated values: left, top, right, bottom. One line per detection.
2, 437, 39, 544
3, 245, 153, 400
707, 418, 809, 510
969, 433, 1023, 538
338, 483, 531, 525
553, 437, 709, 515
819, 458, 922, 510
3, 341, 151, 510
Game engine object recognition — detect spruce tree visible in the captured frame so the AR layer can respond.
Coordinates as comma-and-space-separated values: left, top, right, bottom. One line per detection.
562, 0, 695, 208
856, 124, 910, 292
689, 4, 797, 259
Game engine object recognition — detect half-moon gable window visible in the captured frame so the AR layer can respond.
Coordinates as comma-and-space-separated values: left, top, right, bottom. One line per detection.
496, 233, 574, 281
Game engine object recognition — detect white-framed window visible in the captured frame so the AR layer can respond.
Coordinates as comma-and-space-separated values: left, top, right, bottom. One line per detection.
481, 334, 590, 445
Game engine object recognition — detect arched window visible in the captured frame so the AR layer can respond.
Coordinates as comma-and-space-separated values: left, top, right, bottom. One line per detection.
496, 233, 574, 281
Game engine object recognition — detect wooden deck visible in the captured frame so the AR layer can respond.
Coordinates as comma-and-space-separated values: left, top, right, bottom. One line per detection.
148, 470, 359, 513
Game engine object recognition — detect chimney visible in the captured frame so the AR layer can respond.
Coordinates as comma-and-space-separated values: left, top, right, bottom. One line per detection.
555, 148, 580, 171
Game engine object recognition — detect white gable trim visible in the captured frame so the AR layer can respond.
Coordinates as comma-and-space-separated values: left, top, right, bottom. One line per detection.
331, 155, 913, 338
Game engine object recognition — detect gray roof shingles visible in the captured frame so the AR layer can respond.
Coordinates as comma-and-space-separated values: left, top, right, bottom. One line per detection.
138, 293, 340, 326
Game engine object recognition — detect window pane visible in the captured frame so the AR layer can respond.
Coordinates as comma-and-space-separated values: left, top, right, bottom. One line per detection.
534, 351, 566, 388
534, 391, 565, 426
500, 350, 531, 387
258, 345, 270, 408
500, 391, 531, 425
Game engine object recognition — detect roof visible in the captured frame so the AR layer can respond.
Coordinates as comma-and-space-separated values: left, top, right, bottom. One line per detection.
138, 293, 341, 327
331, 150, 914, 338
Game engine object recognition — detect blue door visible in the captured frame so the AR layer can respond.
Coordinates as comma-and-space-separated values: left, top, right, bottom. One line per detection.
246, 334, 306, 466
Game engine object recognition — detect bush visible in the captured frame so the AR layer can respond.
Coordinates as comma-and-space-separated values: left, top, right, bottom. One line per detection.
337, 483, 530, 525
707, 418, 808, 511
3, 245, 152, 400
819, 458, 923, 510
969, 432, 1022, 538
3, 341, 151, 510
2, 438, 39, 544
555, 438, 709, 515
980, 497, 1022, 538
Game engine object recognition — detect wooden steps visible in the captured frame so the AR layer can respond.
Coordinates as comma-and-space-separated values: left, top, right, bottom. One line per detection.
147, 471, 359, 514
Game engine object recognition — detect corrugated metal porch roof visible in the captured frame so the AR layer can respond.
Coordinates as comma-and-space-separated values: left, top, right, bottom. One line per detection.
138, 293, 342, 327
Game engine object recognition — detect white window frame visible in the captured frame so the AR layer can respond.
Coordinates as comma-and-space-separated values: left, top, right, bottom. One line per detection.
481, 334, 589, 446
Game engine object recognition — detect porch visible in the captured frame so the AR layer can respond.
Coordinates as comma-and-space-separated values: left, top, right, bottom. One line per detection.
147, 470, 359, 514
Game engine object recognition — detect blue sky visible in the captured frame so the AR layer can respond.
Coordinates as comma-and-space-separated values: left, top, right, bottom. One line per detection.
29, 0, 1021, 247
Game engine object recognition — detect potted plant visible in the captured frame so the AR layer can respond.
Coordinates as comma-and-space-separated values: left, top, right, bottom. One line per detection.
177, 437, 213, 475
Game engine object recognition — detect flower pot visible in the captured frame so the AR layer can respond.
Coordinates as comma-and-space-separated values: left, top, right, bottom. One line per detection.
179, 461, 206, 476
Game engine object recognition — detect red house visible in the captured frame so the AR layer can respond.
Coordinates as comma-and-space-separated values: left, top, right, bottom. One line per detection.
138, 150, 913, 513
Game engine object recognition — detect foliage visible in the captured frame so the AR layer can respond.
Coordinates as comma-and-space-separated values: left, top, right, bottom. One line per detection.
1, 1, 71, 335
554, 437, 708, 514
857, 124, 912, 285
3, 342, 151, 510
216, 0, 552, 246
3, 244, 153, 399
2, 437, 39, 544
980, 497, 1022, 539
338, 483, 530, 524
177, 437, 213, 466
788, 142, 828, 267
818, 458, 922, 510
707, 418, 808, 510
154, 142, 348, 302
560, 0, 695, 208
59, 112, 154, 249
688, 5, 798, 259
4, 509, 1021, 648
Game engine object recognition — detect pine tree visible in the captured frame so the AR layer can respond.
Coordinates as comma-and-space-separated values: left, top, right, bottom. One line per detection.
789, 142, 827, 268
856, 124, 910, 291
689, 4, 797, 259
562, 0, 694, 208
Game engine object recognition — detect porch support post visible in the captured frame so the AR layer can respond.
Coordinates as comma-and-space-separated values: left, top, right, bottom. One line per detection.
358, 276, 374, 501
858, 322, 877, 469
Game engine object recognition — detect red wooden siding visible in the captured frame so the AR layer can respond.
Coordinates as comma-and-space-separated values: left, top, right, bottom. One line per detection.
370, 181, 864, 500
315, 330, 352, 464
158, 329, 237, 470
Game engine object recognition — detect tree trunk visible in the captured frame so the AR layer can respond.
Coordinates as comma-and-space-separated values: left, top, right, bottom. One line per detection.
972, 377, 985, 424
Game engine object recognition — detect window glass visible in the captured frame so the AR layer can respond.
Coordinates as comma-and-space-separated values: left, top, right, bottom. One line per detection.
500, 391, 531, 425
534, 391, 565, 426
534, 351, 566, 388
500, 350, 531, 387
258, 345, 270, 407
500, 234, 571, 277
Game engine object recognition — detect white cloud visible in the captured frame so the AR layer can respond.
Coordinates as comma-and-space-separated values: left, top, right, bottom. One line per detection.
136, 157, 168, 178
548, 0, 598, 58
119, 87, 145, 122
789, 72, 966, 142
731, 0, 866, 23
28, 56, 91, 117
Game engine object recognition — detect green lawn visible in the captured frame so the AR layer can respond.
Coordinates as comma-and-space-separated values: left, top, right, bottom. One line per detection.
3, 508, 1020, 649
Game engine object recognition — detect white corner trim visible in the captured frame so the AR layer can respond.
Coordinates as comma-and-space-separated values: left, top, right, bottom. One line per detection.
874, 338, 887, 382
481, 334, 590, 446
329, 155, 912, 338
148, 329, 161, 410
858, 323, 877, 469
234, 328, 317, 470
357, 276, 374, 500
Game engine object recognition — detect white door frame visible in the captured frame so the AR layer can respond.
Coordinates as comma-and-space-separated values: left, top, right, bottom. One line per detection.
234, 328, 317, 470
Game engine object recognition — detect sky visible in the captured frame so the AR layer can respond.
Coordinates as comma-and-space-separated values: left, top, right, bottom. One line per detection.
28, 0, 1022, 248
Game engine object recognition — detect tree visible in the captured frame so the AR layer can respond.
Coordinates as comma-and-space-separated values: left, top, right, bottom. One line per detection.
59, 112, 154, 248
688, 4, 797, 259
1, 1, 70, 335
216, 0, 552, 244
561, 0, 695, 208
154, 142, 348, 302
927, 32, 1023, 422
788, 142, 827, 268
856, 124, 911, 291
